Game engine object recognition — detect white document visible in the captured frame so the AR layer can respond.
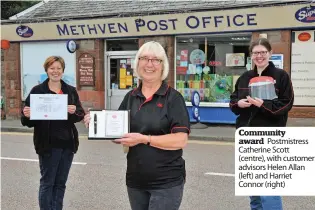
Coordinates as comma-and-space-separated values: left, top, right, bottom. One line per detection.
88, 110, 129, 139
104, 111, 127, 137
30, 94, 68, 120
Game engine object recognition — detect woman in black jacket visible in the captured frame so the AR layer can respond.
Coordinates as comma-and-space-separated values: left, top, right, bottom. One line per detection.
21, 56, 85, 210
229, 38, 294, 210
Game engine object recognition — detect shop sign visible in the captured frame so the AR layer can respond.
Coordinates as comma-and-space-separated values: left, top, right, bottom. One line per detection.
78, 53, 95, 86
295, 5, 315, 23
16, 25, 33, 38
209, 61, 222, 66
2, 4, 315, 41
298, 32, 311, 41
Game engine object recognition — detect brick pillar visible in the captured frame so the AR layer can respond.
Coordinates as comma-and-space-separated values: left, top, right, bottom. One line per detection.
252, 31, 315, 118
138, 36, 175, 88
3, 43, 22, 119
1, 49, 6, 119
76, 39, 105, 110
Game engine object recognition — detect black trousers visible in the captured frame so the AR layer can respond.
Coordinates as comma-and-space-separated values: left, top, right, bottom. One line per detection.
127, 183, 184, 210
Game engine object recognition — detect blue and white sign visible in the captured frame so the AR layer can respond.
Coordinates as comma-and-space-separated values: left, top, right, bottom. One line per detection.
16, 25, 33, 38
270, 54, 283, 69
192, 106, 199, 120
191, 90, 201, 122
191, 90, 200, 107
295, 5, 315, 23
66, 40, 77, 53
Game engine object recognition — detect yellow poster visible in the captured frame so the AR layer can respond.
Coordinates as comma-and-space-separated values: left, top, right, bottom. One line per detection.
126, 75, 133, 86
120, 68, 126, 79
120, 80, 126, 89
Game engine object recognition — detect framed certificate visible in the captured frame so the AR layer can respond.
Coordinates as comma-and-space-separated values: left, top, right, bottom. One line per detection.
88, 109, 130, 140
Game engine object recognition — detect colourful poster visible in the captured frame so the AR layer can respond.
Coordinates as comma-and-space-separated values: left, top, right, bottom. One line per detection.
204, 74, 233, 102
190, 49, 205, 65
226, 53, 245, 67
180, 50, 188, 61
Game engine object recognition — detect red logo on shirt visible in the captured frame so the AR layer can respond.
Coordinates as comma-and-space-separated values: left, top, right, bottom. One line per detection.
157, 103, 163, 108
112, 115, 117, 118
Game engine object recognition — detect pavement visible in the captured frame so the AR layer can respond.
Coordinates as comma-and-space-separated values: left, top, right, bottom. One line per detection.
1, 118, 314, 142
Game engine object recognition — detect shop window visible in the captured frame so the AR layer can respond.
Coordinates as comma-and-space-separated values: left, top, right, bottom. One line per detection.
21, 41, 76, 101
106, 39, 139, 51
175, 33, 251, 104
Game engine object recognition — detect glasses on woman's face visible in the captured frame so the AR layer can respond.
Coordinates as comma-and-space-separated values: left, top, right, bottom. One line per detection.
139, 57, 162, 66
251, 51, 269, 57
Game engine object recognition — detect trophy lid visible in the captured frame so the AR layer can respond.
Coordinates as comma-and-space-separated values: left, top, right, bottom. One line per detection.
249, 76, 275, 87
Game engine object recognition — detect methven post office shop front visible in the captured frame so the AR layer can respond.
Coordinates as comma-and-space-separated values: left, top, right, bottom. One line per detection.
2, 3, 315, 123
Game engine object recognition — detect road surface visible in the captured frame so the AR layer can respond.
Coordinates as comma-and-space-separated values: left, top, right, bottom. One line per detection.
1, 132, 314, 210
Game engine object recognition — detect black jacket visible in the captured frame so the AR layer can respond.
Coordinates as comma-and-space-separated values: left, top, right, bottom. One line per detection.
229, 62, 294, 128
21, 79, 85, 154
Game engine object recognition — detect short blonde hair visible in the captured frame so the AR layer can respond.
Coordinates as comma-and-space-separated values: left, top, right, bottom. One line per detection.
134, 41, 169, 81
43, 56, 65, 72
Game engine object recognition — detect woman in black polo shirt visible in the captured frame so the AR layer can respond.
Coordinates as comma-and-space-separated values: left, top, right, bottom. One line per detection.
84, 41, 190, 210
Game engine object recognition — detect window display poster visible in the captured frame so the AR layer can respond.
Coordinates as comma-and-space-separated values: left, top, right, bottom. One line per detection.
226, 53, 245, 67
291, 30, 315, 106
188, 64, 196, 74
180, 50, 188, 62
190, 49, 205, 65
177, 74, 233, 103
126, 75, 133, 86
119, 68, 127, 89
270, 54, 283, 69
176, 66, 188, 75
120, 68, 126, 79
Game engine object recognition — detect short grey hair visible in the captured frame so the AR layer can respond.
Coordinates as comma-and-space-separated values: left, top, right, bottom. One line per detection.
134, 41, 169, 81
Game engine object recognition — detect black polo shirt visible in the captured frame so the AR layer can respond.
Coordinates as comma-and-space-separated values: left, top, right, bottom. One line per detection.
119, 81, 190, 190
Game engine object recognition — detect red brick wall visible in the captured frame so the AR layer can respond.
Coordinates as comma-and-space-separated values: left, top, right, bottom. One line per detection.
2, 40, 106, 119
252, 31, 315, 118
3, 43, 22, 119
